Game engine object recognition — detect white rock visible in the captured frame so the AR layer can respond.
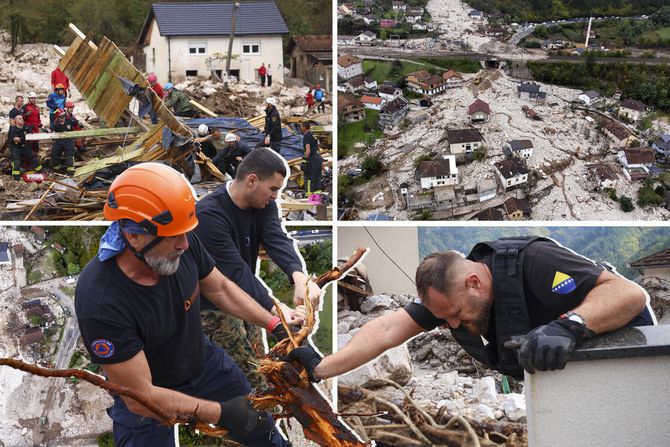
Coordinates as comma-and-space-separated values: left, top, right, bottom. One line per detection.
474, 403, 495, 420
494, 409, 505, 419
500, 393, 526, 422
338, 333, 413, 387
473, 376, 497, 402
442, 370, 459, 386
360, 294, 395, 313
437, 397, 465, 413
456, 376, 473, 387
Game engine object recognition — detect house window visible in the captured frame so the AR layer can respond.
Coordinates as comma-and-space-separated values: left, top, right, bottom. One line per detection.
188, 42, 207, 55
186, 70, 198, 77
242, 42, 261, 55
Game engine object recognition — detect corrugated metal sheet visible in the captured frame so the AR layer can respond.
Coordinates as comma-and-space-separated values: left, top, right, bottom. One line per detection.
152, 2, 289, 36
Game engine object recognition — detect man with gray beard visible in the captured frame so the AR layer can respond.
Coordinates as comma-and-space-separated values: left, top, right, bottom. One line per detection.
75, 163, 295, 447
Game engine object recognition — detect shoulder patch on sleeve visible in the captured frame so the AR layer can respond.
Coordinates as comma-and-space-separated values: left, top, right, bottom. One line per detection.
91, 339, 115, 358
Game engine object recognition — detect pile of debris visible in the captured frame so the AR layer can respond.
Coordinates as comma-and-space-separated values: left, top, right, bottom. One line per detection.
0, 25, 332, 221
338, 292, 528, 446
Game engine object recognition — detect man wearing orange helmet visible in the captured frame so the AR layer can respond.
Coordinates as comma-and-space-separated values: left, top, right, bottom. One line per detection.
51, 65, 70, 97
75, 163, 292, 446
64, 101, 86, 152
46, 84, 67, 124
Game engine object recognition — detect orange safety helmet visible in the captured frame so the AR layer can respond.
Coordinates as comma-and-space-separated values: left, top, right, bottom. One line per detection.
104, 163, 198, 236
55, 83, 65, 90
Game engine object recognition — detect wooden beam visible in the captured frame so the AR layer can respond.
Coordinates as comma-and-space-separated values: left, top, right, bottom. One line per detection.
189, 99, 217, 117
26, 127, 144, 141
53, 45, 65, 57
68, 23, 98, 50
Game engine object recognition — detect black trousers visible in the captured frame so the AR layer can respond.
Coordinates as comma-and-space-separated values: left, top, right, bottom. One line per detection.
268, 75, 273, 87
51, 139, 75, 171
11, 144, 38, 174
260, 74, 266, 86
304, 159, 323, 193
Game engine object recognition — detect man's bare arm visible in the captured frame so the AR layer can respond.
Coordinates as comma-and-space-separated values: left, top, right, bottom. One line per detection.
573, 270, 647, 334
102, 351, 220, 423
313, 309, 425, 380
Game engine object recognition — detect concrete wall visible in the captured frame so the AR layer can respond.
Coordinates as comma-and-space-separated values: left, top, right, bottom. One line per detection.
526, 336, 670, 446
643, 267, 670, 282
144, 18, 284, 84
338, 227, 419, 295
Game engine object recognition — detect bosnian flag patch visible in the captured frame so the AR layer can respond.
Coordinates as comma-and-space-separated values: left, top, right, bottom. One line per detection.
552, 271, 576, 294
91, 339, 115, 358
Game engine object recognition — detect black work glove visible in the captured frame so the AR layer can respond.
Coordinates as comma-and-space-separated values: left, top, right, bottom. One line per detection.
271, 323, 290, 341
284, 345, 323, 382
218, 396, 267, 436
517, 319, 593, 374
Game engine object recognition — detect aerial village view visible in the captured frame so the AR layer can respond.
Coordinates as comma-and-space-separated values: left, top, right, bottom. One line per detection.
337, 0, 670, 221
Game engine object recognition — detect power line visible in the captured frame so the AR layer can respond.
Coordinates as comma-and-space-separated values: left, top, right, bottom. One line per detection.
363, 227, 416, 286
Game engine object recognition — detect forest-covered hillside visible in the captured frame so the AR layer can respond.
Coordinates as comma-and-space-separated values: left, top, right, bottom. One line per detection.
466, 0, 668, 22
419, 227, 670, 279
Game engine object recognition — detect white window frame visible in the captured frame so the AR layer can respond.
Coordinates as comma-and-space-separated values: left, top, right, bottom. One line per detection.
188, 41, 207, 56
242, 42, 261, 55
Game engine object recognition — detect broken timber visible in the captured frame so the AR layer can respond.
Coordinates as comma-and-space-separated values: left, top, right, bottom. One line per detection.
58, 23, 223, 181
25, 127, 144, 141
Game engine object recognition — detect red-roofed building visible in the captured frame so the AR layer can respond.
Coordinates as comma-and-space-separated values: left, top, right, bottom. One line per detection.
360, 95, 386, 111
468, 98, 491, 123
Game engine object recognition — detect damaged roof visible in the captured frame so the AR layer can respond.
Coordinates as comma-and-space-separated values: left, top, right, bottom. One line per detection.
417, 159, 456, 178
289, 35, 332, 53
448, 128, 483, 144
495, 158, 529, 178
139, 2, 288, 43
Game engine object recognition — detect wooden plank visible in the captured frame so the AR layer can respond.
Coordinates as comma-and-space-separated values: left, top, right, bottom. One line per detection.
68, 23, 98, 50
85, 53, 122, 107
92, 53, 128, 124
59, 37, 84, 73
26, 127, 143, 141
189, 99, 217, 117
73, 146, 147, 178
79, 41, 115, 95
53, 45, 65, 57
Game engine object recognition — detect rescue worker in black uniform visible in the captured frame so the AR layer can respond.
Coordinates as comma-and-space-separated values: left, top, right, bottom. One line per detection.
300, 121, 323, 195
262, 96, 282, 154
211, 132, 252, 179
286, 237, 655, 381
49, 108, 77, 175
8, 115, 42, 180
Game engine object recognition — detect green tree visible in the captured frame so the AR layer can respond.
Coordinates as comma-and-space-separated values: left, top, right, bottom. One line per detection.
619, 195, 635, 212
362, 155, 384, 178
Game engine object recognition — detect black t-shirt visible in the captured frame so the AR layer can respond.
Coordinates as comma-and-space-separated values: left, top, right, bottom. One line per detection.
264, 107, 282, 141
75, 232, 215, 387
406, 239, 653, 332
303, 131, 322, 163
194, 183, 303, 311
9, 106, 23, 120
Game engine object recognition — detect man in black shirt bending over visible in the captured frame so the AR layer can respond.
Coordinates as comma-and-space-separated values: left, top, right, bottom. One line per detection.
288, 237, 655, 381
195, 148, 320, 388
75, 162, 293, 447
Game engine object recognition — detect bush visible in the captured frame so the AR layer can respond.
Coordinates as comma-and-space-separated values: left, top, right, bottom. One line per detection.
604, 187, 618, 201
638, 185, 665, 207
473, 146, 487, 161
362, 155, 385, 178
619, 195, 635, 212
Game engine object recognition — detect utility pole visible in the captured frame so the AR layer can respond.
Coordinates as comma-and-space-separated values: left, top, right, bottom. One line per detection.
585, 17, 593, 48
224, 2, 240, 91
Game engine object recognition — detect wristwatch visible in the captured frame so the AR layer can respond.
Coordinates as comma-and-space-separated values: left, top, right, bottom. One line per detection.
560, 311, 586, 326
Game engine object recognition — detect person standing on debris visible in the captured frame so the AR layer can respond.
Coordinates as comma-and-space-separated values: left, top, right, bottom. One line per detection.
313, 84, 326, 113
9, 95, 24, 127
267, 64, 273, 87
22, 92, 42, 154
8, 115, 42, 180
211, 132, 252, 179
263, 97, 282, 154
147, 73, 164, 124
195, 126, 227, 161
46, 84, 67, 124
75, 163, 294, 447
51, 65, 70, 98
287, 237, 656, 382
64, 101, 86, 152
300, 121, 323, 196
259, 62, 267, 87
194, 148, 321, 389
163, 83, 195, 118
305, 89, 315, 113
49, 108, 77, 176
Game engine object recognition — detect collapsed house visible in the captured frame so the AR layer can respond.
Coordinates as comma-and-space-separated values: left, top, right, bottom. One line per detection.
1, 24, 332, 221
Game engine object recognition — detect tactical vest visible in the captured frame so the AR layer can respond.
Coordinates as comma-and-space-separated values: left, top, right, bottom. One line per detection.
450, 236, 550, 379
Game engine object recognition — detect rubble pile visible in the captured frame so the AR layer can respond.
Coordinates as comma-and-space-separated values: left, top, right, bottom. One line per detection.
338, 293, 528, 445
